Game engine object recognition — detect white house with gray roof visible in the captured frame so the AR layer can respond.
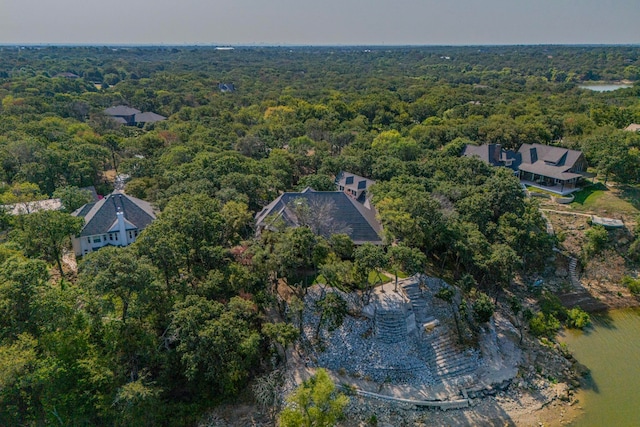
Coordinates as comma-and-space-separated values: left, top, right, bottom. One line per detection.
71, 191, 156, 256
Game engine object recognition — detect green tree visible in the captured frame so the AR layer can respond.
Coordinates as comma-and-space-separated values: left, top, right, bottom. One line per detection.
170, 295, 261, 397
472, 291, 495, 324
0, 255, 49, 340
0, 182, 47, 214
354, 243, 386, 302
296, 174, 336, 192
136, 193, 227, 282
278, 368, 349, 427
263, 322, 299, 363
271, 227, 324, 295
328, 234, 355, 260
566, 307, 591, 329
80, 246, 157, 323
435, 284, 465, 343
11, 210, 83, 279
53, 185, 93, 213
314, 292, 348, 340
386, 244, 426, 292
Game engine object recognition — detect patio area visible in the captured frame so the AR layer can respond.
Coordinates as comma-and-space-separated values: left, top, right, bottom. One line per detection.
520, 180, 581, 196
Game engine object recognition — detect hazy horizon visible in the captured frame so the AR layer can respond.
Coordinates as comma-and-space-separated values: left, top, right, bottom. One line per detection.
1, 0, 638, 46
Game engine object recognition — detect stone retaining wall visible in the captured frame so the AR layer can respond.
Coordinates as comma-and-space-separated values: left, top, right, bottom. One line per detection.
347, 387, 470, 411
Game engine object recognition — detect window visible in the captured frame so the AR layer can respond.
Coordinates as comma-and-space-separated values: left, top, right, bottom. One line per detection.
109, 234, 113, 241
93, 236, 101, 243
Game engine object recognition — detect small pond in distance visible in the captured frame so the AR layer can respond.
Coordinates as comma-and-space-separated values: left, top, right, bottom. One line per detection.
578, 84, 632, 92
559, 308, 640, 426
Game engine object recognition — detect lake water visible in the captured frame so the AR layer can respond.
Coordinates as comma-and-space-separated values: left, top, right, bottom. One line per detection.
559, 308, 640, 426
578, 84, 632, 92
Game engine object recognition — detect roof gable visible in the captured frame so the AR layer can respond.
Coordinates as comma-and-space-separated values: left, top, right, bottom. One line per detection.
134, 112, 166, 123
104, 105, 141, 116
256, 190, 382, 244
462, 144, 521, 170
517, 143, 586, 180
335, 171, 376, 190
73, 191, 156, 237
519, 144, 583, 167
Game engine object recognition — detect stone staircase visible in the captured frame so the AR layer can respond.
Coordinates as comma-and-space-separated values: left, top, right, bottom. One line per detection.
421, 329, 477, 381
568, 256, 580, 288
401, 280, 436, 326
374, 310, 408, 344
400, 278, 478, 383
558, 256, 608, 311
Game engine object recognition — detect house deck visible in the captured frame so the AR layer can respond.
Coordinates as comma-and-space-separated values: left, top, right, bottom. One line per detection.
520, 180, 580, 196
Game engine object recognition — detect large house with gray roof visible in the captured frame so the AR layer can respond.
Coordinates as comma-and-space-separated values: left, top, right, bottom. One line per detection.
71, 191, 156, 256
462, 143, 521, 172
104, 105, 166, 126
517, 143, 588, 194
255, 187, 383, 245
463, 143, 588, 194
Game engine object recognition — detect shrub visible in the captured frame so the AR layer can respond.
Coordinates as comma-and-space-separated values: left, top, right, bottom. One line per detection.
539, 292, 568, 321
622, 276, 640, 295
529, 312, 561, 338
566, 307, 591, 329
583, 225, 609, 258
628, 239, 640, 262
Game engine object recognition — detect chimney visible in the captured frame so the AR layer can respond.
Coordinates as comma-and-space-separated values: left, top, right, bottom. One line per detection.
117, 208, 127, 245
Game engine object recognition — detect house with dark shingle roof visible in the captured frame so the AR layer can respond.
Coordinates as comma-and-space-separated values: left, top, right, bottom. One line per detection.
104, 105, 166, 126
54, 72, 80, 79
255, 187, 382, 245
335, 171, 376, 207
134, 111, 167, 124
517, 143, 588, 194
218, 83, 235, 92
104, 105, 141, 126
71, 191, 156, 256
462, 143, 521, 172
462, 143, 588, 194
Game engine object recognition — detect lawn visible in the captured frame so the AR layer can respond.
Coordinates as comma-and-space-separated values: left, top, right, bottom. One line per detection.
312, 270, 392, 286
570, 183, 639, 217
369, 270, 392, 285
525, 186, 556, 197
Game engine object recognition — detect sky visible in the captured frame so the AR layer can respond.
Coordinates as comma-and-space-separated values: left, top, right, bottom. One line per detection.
0, 0, 639, 46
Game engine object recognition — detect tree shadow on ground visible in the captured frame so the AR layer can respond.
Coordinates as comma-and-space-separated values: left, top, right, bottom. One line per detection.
557, 289, 609, 314
618, 184, 640, 211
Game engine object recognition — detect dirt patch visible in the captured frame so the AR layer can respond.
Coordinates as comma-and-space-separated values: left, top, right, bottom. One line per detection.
543, 210, 639, 312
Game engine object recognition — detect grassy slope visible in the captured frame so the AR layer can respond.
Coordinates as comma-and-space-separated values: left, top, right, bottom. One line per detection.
570, 183, 639, 218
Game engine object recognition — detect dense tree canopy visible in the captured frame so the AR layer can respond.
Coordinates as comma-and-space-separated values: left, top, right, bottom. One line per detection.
0, 44, 638, 425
